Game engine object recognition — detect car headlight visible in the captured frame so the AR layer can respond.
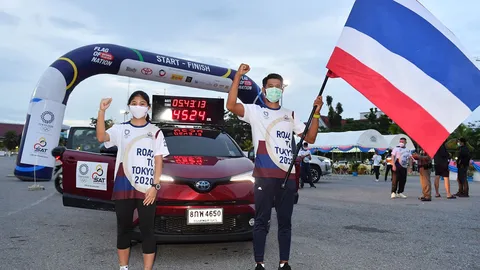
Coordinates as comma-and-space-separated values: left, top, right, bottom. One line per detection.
230, 171, 255, 182
159, 174, 174, 182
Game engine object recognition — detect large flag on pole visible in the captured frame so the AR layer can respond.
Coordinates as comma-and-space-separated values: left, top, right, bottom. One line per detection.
326, 0, 480, 156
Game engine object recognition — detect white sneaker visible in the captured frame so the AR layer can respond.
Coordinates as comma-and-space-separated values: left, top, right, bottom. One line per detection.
397, 193, 407, 199
391, 192, 396, 199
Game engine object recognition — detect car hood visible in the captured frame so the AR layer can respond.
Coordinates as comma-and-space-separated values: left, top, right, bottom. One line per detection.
162, 155, 254, 179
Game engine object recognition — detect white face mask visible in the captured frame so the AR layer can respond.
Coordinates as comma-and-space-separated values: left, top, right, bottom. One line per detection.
399, 143, 405, 147
129, 105, 149, 119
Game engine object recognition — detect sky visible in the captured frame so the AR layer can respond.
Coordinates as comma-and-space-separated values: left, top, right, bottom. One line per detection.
0, 0, 479, 127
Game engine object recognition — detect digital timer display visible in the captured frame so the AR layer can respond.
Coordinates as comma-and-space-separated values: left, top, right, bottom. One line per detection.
173, 128, 204, 136
152, 95, 224, 125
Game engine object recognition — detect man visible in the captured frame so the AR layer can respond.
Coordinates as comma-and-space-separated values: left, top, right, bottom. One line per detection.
413, 149, 433, 201
372, 150, 382, 182
433, 142, 456, 199
226, 63, 323, 270
456, 138, 470, 198
384, 149, 393, 182
391, 137, 414, 199
298, 142, 316, 188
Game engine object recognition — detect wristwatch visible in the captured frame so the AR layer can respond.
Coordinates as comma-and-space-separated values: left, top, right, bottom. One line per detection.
151, 182, 161, 190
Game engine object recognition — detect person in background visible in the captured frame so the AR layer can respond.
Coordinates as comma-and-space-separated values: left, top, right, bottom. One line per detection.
384, 149, 393, 182
456, 138, 470, 198
413, 149, 433, 201
298, 142, 316, 188
391, 137, 414, 199
433, 142, 456, 199
372, 150, 382, 182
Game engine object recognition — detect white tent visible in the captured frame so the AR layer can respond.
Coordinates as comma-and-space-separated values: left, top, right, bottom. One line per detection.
308, 129, 389, 149
383, 134, 416, 150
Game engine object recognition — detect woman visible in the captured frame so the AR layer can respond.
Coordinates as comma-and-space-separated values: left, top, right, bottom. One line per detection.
96, 90, 169, 270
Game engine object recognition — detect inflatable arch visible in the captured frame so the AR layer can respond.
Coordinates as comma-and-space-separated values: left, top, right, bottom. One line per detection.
15, 43, 263, 181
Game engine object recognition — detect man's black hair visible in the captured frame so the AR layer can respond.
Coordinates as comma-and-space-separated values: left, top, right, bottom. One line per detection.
400, 137, 407, 141
262, 73, 283, 88
458, 138, 467, 143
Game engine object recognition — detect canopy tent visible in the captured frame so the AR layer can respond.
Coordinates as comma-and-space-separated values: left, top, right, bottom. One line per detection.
330, 147, 376, 153
306, 129, 389, 153
383, 134, 416, 150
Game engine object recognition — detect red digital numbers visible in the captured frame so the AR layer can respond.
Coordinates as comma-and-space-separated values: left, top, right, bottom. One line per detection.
172, 99, 207, 109
172, 109, 206, 122
173, 129, 203, 136
173, 156, 203, 165
169, 98, 208, 123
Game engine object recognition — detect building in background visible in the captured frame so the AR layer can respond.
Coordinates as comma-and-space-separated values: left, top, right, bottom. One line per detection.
0, 123, 24, 140
359, 110, 385, 120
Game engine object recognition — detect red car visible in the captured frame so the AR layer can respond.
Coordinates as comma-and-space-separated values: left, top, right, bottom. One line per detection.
55, 125, 300, 243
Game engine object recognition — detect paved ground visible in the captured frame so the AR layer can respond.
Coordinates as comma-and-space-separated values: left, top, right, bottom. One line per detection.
0, 156, 479, 270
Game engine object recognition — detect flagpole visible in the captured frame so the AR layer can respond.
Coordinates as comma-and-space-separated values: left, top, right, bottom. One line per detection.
281, 72, 330, 189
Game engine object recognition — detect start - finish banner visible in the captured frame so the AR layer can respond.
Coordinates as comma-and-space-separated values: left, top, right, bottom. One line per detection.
15, 43, 263, 181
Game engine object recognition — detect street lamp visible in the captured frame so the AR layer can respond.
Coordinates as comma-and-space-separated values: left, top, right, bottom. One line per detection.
282, 79, 291, 106
120, 110, 129, 122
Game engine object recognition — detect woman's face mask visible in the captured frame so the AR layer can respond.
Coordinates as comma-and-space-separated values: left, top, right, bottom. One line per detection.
129, 105, 149, 119
264, 87, 283, 103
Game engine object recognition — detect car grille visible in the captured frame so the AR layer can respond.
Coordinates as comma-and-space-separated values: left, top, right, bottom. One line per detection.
154, 215, 252, 235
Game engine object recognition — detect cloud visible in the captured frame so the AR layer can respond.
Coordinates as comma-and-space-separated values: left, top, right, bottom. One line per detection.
0, 11, 20, 26
48, 17, 89, 31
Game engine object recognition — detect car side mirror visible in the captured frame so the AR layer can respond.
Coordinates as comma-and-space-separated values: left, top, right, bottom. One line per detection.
100, 145, 118, 156
247, 148, 255, 162
51, 146, 66, 158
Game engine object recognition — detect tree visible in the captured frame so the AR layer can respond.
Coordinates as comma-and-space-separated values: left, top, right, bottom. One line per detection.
326, 95, 343, 130
3, 130, 19, 150
223, 111, 253, 150
446, 123, 474, 151
90, 117, 115, 129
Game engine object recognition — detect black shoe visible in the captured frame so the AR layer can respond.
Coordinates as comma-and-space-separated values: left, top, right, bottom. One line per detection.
255, 263, 265, 270
279, 262, 292, 270
310, 184, 316, 188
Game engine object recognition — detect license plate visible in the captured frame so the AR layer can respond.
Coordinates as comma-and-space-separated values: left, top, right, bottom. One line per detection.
186, 208, 223, 225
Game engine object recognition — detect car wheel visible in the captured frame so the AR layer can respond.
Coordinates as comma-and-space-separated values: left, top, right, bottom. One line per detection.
311, 166, 322, 183
54, 174, 63, 194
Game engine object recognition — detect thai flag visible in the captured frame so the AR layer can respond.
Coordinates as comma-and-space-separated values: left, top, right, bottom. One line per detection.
326, 0, 480, 156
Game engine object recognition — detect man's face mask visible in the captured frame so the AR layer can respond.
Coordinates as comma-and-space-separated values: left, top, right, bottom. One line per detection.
399, 142, 405, 147
264, 87, 283, 103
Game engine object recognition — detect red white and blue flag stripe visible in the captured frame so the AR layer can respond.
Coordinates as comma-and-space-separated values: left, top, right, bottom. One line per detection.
327, 0, 480, 156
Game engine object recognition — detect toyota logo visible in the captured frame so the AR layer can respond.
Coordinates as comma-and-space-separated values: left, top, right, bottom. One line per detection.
195, 180, 211, 191
141, 68, 153, 75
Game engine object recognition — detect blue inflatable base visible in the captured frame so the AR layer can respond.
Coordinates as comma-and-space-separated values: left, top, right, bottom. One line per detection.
14, 165, 53, 182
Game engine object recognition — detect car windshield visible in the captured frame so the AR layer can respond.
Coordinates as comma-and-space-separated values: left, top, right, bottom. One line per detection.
163, 128, 244, 157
